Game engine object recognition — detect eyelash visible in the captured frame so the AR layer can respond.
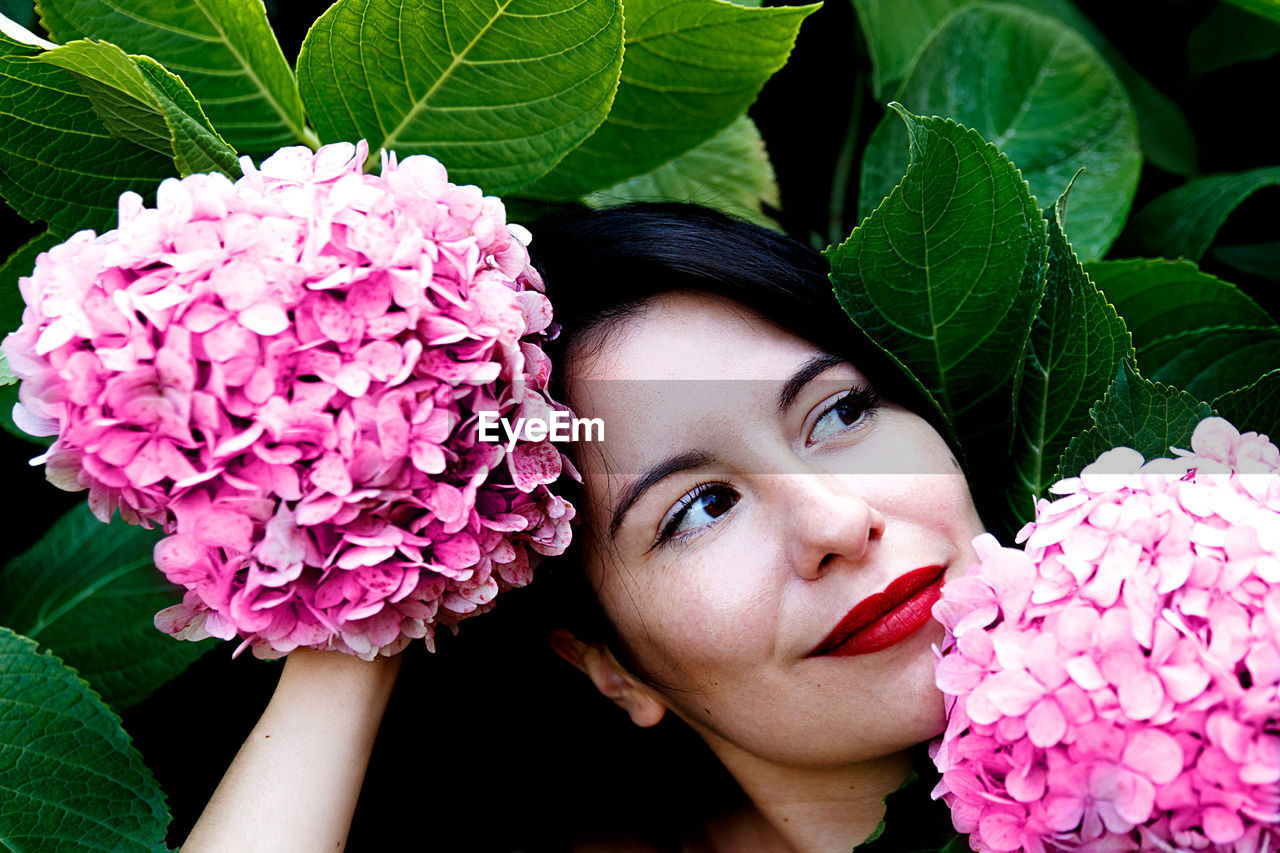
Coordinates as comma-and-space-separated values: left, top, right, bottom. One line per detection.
808, 384, 880, 445
650, 385, 881, 550
652, 480, 736, 551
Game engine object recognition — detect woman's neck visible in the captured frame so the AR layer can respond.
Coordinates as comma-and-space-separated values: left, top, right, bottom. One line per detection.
698, 745, 914, 853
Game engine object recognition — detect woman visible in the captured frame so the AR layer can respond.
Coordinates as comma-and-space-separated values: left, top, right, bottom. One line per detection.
183, 204, 986, 852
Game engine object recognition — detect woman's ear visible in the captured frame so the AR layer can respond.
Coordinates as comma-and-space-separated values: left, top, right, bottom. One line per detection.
548, 629, 667, 728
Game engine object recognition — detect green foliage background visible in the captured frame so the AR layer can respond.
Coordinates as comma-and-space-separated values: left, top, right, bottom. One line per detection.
0, 0, 1277, 847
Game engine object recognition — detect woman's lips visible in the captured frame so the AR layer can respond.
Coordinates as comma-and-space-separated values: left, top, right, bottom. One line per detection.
808, 565, 946, 657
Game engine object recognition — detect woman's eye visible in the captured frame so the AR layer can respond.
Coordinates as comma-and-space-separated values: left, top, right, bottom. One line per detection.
655, 483, 739, 546
808, 386, 879, 445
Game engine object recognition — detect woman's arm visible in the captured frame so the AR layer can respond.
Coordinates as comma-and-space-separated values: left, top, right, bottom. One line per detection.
181, 647, 401, 853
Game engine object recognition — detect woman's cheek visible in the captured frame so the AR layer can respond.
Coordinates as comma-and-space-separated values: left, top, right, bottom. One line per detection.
646, 547, 779, 663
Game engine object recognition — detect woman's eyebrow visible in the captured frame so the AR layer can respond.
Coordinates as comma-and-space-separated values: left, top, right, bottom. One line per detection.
607, 356, 847, 540
609, 450, 713, 540
775, 352, 846, 412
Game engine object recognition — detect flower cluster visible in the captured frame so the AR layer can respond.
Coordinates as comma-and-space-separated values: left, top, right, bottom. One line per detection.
2, 141, 575, 660
932, 417, 1280, 852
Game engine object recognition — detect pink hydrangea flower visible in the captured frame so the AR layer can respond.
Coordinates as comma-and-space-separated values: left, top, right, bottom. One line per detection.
2, 141, 576, 660
932, 417, 1280, 852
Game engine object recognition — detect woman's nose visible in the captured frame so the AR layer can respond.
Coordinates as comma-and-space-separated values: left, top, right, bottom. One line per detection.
772, 473, 886, 580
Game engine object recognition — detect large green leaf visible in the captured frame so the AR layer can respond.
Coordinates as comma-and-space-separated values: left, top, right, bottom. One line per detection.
851, 0, 1195, 175
1022, 0, 1197, 176
37, 0, 310, 155
851, 0, 958, 97
0, 626, 169, 850
1213, 242, 1280, 282
1084, 258, 1274, 351
1189, 4, 1280, 74
1224, 0, 1280, 25
1056, 359, 1215, 478
41, 40, 240, 177
1213, 369, 1280, 439
858, 3, 1140, 261
1141, 325, 1280, 403
828, 106, 1048, 453
525, 0, 817, 199
297, 0, 624, 194
1126, 167, 1280, 261
1, 0, 35, 28
1009, 189, 1131, 522
1113, 56, 1198, 178
0, 503, 210, 710
0, 31, 176, 235
583, 116, 780, 228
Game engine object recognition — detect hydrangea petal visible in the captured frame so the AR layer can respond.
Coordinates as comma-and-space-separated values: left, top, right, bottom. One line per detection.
932, 418, 1280, 852
3, 141, 575, 660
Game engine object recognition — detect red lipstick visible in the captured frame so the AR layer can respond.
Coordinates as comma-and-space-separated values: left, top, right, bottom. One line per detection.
809, 565, 945, 657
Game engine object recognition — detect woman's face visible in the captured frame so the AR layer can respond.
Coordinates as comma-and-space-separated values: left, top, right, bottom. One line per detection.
565, 291, 986, 770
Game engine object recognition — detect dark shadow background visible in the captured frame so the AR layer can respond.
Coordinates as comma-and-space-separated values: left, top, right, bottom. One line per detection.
1, 1, 1277, 849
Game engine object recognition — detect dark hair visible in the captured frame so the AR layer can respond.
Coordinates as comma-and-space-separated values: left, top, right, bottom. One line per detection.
527, 203, 940, 686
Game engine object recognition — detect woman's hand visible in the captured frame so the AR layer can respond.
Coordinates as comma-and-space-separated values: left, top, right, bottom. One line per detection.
181, 647, 401, 852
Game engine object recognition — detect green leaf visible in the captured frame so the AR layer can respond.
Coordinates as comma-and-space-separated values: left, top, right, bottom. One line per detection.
0, 503, 211, 709
827, 106, 1048, 454
583, 116, 780, 228
1056, 359, 1214, 478
1126, 166, 1280, 261
1084, 258, 1274, 351
0, 626, 170, 849
850, 0, 958, 98
1, 0, 34, 27
1112, 56, 1197, 177
1223, 0, 1280, 25
1040, 0, 1197, 176
0, 382, 50, 444
1009, 187, 1131, 523
858, 4, 1140, 261
851, 0, 1195, 175
0, 31, 176, 235
1056, 426, 1110, 478
40, 39, 240, 177
1086, 259, 1278, 406
1044, 0, 1198, 175
0, 0, 35, 29
0, 229, 56, 336
1142, 325, 1280, 403
525, 0, 817, 199
1213, 242, 1280, 282
297, 0, 625, 194
1189, 4, 1280, 74
1089, 361, 1216, 455
1213, 368, 1280, 438
37, 0, 310, 155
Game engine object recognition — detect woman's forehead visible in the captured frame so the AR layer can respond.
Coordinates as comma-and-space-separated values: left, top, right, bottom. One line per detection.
567, 291, 823, 385
561, 292, 875, 505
